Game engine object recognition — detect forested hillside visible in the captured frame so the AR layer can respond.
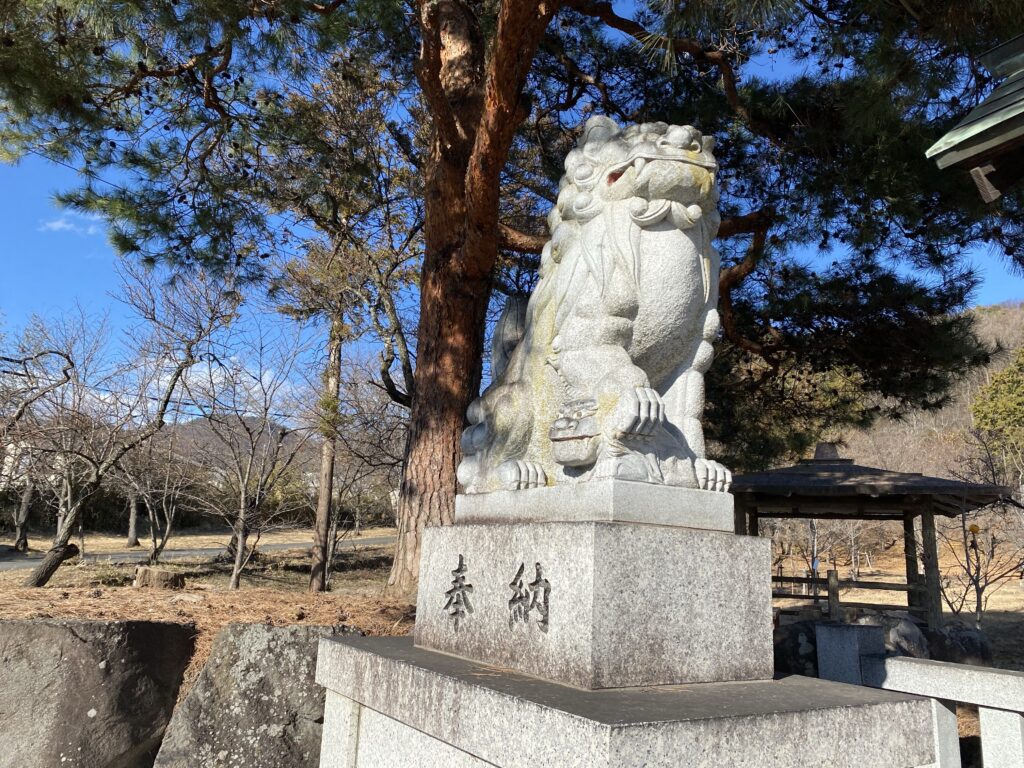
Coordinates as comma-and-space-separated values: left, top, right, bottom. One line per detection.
841, 301, 1024, 481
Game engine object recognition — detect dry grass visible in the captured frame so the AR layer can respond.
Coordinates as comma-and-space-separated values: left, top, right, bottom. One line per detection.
0, 525, 396, 556
0, 545, 413, 698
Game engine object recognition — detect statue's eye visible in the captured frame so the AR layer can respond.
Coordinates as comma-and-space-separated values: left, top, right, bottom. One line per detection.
607, 171, 623, 185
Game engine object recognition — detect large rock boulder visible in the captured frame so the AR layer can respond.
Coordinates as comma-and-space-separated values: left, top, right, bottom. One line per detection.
154, 623, 359, 768
926, 620, 994, 666
0, 619, 196, 768
854, 611, 930, 658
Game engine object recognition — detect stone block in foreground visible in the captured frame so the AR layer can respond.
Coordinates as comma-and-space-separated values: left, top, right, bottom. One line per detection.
154, 623, 359, 768
316, 636, 936, 768
414, 520, 773, 688
0, 618, 195, 768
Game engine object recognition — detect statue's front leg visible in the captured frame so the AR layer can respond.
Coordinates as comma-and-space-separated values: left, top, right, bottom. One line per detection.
654, 307, 731, 491
661, 367, 706, 458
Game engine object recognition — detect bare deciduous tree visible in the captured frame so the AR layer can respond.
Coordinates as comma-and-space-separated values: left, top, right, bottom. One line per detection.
937, 506, 1024, 628
937, 429, 1024, 627
114, 414, 198, 564
18, 265, 235, 587
181, 322, 313, 589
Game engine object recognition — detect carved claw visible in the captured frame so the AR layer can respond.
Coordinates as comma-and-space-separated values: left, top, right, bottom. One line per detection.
695, 458, 732, 492
497, 460, 547, 491
614, 387, 666, 438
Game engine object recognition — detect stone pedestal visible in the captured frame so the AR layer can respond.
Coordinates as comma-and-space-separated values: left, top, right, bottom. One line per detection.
414, 520, 772, 688
316, 484, 937, 766
317, 636, 935, 768
453, 479, 734, 530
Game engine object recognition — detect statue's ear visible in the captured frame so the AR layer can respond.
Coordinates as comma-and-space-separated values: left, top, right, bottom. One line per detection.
701, 135, 716, 154
581, 115, 619, 146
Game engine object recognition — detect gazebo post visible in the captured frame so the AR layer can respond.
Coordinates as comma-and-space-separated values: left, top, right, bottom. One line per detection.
920, 503, 944, 631
747, 509, 760, 538
903, 511, 922, 611
733, 498, 749, 536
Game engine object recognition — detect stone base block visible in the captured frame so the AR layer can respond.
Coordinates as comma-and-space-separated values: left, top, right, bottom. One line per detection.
414, 520, 772, 688
455, 480, 734, 532
316, 636, 936, 768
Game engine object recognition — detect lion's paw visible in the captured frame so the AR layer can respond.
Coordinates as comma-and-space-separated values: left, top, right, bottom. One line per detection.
695, 458, 731, 492
497, 460, 547, 491
614, 387, 666, 438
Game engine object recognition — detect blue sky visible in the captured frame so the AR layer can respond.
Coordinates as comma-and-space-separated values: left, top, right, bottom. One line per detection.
1, 138, 1023, 341
0, 154, 135, 335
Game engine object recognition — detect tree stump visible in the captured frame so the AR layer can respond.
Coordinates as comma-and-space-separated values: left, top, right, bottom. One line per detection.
133, 567, 185, 589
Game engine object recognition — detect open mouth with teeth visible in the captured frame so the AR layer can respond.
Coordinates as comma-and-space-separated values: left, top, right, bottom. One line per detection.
604, 151, 715, 194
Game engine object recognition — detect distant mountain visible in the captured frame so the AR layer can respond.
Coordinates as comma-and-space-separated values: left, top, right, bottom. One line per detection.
840, 302, 1024, 479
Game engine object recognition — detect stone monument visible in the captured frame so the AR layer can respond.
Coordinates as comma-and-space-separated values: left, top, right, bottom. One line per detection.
315, 117, 938, 767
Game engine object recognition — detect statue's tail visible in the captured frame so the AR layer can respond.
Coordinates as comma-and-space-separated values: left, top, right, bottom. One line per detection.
491, 294, 529, 379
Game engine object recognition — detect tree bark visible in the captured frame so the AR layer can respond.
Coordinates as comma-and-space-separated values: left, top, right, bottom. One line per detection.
384, 0, 558, 598
146, 499, 160, 561
229, 504, 248, 590
126, 494, 140, 548
385, 262, 491, 596
24, 501, 83, 587
13, 479, 32, 553
144, 498, 174, 564
310, 315, 344, 593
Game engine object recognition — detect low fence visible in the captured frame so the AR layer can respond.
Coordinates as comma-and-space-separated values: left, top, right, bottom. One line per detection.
773, 569, 927, 621
817, 624, 1024, 768
873, 657, 1024, 768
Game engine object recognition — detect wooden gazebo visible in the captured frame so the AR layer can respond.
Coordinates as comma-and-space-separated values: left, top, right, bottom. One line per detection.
731, 444, 1008, 629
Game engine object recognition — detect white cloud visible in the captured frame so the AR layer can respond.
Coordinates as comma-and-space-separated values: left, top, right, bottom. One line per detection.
38, 212, 105, 238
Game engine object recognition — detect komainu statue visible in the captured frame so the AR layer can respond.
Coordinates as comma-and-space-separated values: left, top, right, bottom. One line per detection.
457, 116, 731, 495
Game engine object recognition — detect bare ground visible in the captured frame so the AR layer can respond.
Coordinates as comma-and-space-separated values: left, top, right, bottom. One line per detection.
0, 525, 396, 557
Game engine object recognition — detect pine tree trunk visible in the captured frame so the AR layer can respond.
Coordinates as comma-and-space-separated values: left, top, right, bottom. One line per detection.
126, 494, 140, 548
13, 479, 32, 552
385, 260, 490, 597
383, 0, 556, 597
310, 316, 344, 593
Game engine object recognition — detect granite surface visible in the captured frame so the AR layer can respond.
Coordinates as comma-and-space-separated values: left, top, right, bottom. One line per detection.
414, 520, 772, 688
457, 118, 730, 496
978, 707, 1024, 768
316, 636, 936, 768
453, 480, 734, 531
867, 656, 1024, 710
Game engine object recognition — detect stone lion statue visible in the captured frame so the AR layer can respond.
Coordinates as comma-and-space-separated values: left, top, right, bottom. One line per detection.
457, 116, 731, 494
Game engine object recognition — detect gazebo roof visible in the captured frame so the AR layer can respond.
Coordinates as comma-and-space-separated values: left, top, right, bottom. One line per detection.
731, 451, 1009, 518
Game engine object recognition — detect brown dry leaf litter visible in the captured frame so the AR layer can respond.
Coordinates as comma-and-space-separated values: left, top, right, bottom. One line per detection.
0, 584, 414, 698
0, 526, 396, 557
